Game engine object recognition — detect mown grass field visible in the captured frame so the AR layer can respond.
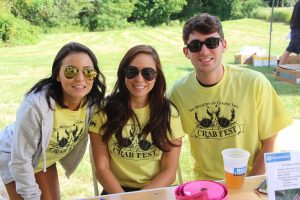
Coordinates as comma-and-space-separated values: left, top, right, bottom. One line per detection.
0, 18, 299, 199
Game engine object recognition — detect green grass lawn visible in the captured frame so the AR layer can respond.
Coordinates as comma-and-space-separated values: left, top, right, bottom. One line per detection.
0, 18, 299, 199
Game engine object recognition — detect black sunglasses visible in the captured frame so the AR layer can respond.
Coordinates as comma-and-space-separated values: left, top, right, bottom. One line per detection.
124, 66, 157, 81
64, 66, 97, 80
186, 37, 221, 53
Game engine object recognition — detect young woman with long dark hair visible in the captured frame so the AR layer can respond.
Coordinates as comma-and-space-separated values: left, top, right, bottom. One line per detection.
0, 42, 106, 199
89, 44, 184, 194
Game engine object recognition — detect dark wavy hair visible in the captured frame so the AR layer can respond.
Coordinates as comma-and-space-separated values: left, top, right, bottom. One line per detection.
183, 13, 224, 44
26, 42, 106, 109
101, 45, 178, 152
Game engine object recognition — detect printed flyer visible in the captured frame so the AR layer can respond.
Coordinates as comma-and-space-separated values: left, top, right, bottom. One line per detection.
265, 151, 300, 200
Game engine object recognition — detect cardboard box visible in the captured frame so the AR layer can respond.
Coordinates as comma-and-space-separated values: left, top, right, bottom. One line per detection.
234, 54, 253, 64
285, 54, 300, 64
253, 55, 278, 67
275, 64, 300, 84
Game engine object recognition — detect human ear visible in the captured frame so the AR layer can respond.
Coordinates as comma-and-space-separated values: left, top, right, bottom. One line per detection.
183, 47, 190, 59
221, 39, 227, 52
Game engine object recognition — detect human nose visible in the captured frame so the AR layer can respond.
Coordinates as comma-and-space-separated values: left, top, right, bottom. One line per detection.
134, 71, 144, 81
74, 70, 85, 81
199, 43, 209, 54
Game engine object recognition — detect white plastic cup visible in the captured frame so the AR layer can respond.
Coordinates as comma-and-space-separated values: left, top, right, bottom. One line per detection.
222, 148, 250, 189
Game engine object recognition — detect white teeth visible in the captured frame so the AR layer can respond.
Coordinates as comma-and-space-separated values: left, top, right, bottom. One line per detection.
200, 57, 213, 61
134, 85, 146, 89
73, 85, 85, 88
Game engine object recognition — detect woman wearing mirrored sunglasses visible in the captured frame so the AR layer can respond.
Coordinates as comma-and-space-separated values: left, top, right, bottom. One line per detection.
0, 42, 106, 200
89, 44, 184, 194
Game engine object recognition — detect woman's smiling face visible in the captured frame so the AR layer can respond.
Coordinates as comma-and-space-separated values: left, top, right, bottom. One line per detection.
125, 53, 157, 107
57, 52, 95, 109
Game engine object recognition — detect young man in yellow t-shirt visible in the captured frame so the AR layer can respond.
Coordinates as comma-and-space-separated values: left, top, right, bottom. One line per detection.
168, 13, 293, 181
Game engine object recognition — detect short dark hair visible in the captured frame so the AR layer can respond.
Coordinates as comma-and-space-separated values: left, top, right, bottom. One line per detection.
182, 13, 224, 44
27, 42, 106, 109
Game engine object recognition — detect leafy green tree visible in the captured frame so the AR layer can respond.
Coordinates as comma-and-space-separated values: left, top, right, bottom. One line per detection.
130, 0, 186, 26
10, 0, 86, 29
79, 0, 136, 31
52, 0, 87, 27
180, 0, 261, 20
0, 0, 11, 14
11, 0, 54, 27
0, 13, 41, 46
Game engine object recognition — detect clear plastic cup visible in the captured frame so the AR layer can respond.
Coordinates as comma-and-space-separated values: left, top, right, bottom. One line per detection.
222, 148, 250, 189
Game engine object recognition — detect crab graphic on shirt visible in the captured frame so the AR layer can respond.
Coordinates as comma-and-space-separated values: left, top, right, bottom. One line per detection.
110, 125, 161, 160
195, 105, 235, 129
49, 124, 83, 154
191, 104, 242, 140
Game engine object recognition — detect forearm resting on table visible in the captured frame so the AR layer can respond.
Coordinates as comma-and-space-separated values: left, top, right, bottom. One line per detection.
249, 134, 277, 176
96, 167, 124, 194
90, 133, 124, 194
143, 139, 182, 190
142, 168, 177, 190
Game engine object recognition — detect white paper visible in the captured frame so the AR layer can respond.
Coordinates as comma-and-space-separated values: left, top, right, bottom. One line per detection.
265, 151, 300, 200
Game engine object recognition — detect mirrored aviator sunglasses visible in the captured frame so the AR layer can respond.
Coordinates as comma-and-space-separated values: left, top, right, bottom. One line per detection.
124, 66, 157, 81
187, 37, 221, 53
64, 66, 97, 80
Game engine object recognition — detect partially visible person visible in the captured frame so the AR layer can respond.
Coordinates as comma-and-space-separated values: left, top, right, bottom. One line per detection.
168, 13, 293, 181
0, 42, 106, 200
279, 0, 300, 64
89, 45, 184, 194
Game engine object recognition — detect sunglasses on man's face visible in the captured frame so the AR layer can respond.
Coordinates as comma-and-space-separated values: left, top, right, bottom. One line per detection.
124, 66, 157, 81
64, 66, 97, 80
186, 37, 221, 53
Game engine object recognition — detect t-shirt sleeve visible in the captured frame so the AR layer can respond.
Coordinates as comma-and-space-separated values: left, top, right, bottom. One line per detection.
169, 106, 186, 140
256, 75, 293, 140
88, 110, 107, 135
167, 83, 177, 104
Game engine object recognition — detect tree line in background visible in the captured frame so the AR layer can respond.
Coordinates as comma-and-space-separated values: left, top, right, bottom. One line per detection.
0, 0, 297, 46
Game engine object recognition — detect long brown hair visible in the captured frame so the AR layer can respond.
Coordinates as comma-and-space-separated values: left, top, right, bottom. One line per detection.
101, 45, 178, 151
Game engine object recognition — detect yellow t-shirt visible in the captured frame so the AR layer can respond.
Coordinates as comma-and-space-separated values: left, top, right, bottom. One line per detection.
35, 104, 86, 172
89, 104, 185, 188
168, 65, 293, 180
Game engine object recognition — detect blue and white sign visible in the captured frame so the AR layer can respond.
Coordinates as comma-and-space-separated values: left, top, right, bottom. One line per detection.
264, 151, 300, 200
